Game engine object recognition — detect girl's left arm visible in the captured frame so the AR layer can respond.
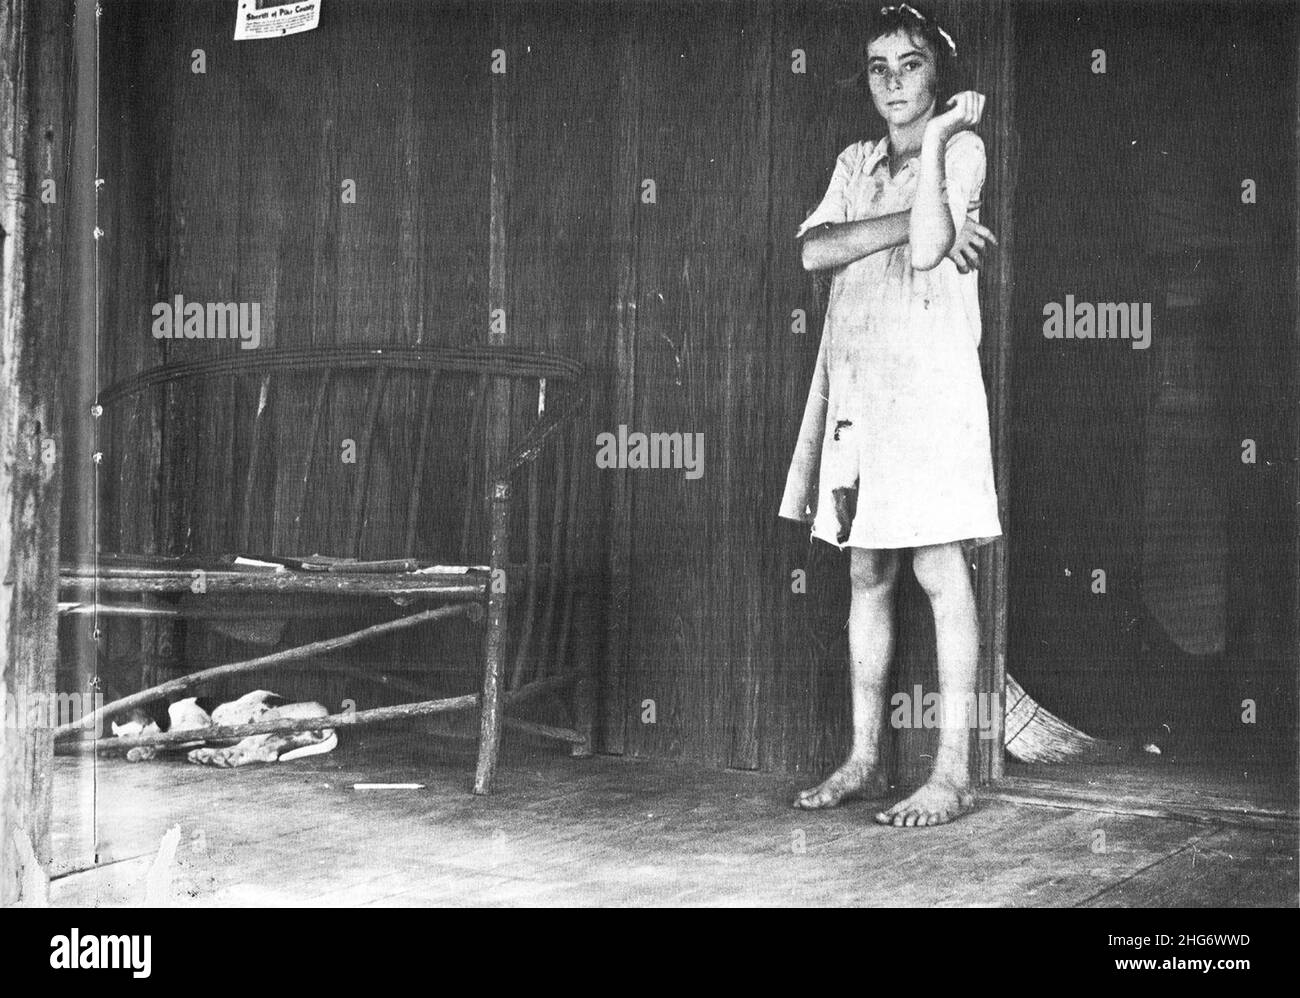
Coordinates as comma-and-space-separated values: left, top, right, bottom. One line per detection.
910, 91, 986, 271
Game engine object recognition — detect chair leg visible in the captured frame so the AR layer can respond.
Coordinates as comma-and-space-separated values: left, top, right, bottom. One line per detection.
474, 484, 511, 794
569, 675, 594, 758
473, 599, 506, 794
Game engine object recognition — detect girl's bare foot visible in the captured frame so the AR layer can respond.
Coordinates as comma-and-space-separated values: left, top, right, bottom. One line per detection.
793, 759, 879, 809
873, 778, 974, 827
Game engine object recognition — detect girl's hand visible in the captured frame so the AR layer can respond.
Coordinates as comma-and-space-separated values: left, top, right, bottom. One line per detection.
947, 217, 998, 273
926, 90, 986, 143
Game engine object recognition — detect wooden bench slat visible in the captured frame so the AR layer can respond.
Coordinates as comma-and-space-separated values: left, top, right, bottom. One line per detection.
96, 345, 582, 405
59, 568, 489, 599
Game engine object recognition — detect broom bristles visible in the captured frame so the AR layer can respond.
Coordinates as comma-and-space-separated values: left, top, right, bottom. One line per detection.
1004, 673, 1128, 764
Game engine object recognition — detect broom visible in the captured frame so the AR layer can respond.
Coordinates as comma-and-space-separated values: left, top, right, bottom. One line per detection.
1003, 672, 1129, 763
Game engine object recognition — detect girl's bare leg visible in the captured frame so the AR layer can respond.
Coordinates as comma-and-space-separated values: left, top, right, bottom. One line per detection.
875, 541, 978, 827
794, 547, 899, 809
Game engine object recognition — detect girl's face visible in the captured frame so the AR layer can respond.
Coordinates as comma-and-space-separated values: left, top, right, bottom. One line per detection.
865, 29, 938, 129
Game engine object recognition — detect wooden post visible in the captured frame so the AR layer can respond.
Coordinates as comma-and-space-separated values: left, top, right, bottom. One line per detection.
975, 0, 1015, 785
0, 0, 74, 906
476, 0, 514, 790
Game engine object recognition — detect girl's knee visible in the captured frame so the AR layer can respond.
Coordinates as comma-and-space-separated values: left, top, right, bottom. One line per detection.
849, 548, 900, 591
911, 543, 970, 601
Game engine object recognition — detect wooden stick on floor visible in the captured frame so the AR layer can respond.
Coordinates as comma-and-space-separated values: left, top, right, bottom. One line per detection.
62, 694, 484, 753
53, 601, 482, 739
321, 662, 585, 745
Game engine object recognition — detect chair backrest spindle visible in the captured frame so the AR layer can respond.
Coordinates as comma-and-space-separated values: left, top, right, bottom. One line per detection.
237, 372, 274, 552
347, 368, 390, 558
293, 370, 333, 553
403, 369, 440, 557
97, 346, 586, 568
460, 372, 488, 562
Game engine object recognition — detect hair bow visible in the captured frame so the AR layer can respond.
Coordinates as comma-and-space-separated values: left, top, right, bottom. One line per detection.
879, 4, 958, 56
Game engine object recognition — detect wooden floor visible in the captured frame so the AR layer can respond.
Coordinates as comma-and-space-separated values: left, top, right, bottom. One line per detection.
50, 731, 1297, 907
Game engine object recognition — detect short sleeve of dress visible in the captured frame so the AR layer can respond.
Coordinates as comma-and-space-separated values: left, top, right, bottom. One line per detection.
794, 143, 864, 240
942, 131, 986, 232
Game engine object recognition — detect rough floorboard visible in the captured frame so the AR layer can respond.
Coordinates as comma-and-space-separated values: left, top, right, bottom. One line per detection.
1080, 827, 1298, 908
50, 737, 1297, 907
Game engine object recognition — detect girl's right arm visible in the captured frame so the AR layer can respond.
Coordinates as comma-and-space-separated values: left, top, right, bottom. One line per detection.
801, 213, 995, 272
800, 212, 910, 271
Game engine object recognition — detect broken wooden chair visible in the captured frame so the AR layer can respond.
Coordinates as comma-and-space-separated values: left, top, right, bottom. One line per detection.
57, 344, 591, 793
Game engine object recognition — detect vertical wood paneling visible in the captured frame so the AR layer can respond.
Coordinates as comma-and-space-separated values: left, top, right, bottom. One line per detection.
602, 4, 645, 755
727, 1, 775, 771
620, 0, 777, 768
501, 1, 620, 705
622, 2, 699, 762
99, 0, 169, 559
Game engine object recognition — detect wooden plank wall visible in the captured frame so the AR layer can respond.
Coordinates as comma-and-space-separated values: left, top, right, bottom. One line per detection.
94, 0, 1011, 780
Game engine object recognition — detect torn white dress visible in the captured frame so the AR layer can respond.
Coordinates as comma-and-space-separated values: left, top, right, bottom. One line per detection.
778, 131, 1002, 551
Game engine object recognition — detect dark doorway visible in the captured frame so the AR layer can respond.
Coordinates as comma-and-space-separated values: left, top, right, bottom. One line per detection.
1009, 1, 1297, 766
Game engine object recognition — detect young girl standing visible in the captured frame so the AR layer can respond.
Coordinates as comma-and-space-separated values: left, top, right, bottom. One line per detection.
780, 4, 1001, 826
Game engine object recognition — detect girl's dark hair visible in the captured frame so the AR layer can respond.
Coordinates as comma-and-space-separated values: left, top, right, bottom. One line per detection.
860, 3, 963, 111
